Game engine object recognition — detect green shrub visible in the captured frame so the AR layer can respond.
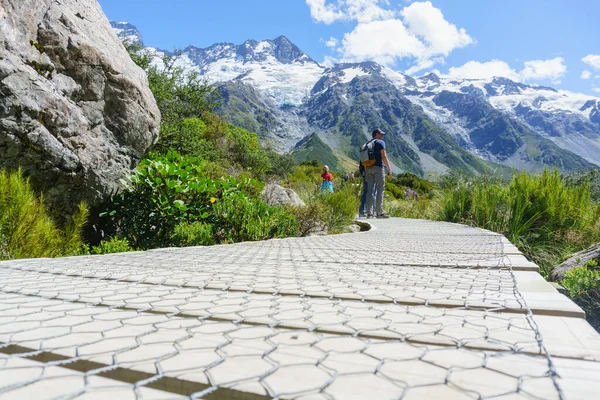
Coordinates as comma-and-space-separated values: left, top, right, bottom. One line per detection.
318, 184, 360, 233
0, 169, 87, 259
388, 198, 441, 220
284, 164, 323, 201
389, 172, 434, 195
562, 260, 600, 329
170, 221, 216, 246
155, 118, 215, 157
385, 181, 405, 200
211, 193, 299, 242
439, 179, 472, 223
289, 202, 328, 237
102, 152, 262, 249
90, 237, 135, 255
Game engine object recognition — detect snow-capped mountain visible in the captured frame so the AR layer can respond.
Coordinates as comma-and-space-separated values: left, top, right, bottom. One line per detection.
112, 22, 600, 174
187, 37, 324, 107
404, 75, 600, 166
110, 21, 143, 46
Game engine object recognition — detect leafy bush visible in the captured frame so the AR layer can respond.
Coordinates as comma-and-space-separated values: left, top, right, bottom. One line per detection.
0, 169, 87, 259
155, 118, 215, 157
170, 221, 216, 246
284, 164, 323, 200
289, 202, 328, 237
318, 184, 360, 233
389, 172, 434, 195
102, 152, 292, 248
102, 152, 261, 248
126, 44, 219, 128
210, 193, 299, 242
385, 181, 405, 200
562, 260, 600, 329
90, 237, 135, 255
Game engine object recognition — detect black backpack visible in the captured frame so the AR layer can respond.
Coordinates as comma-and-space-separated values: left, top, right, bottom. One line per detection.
359, 139, 377, 167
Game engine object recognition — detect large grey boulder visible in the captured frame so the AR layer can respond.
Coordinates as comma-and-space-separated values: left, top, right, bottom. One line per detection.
0, 0, 160, 219
261, 183, 305, 207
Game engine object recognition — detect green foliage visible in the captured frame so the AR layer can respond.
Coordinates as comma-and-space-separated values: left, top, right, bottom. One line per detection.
170, 221, 216, 246
318, 184, 360, 234
562, 260, 600, 330
388, 198, 441, 220
154, 118, 213, 157
437, 169, 599, 276
564, 168, 600, 202
0, 169, 88, 259
267, 151, 296, 178
389, 172, 434, 195
101, 152, 289, 249
439, 179, 472, 223
210, 194, 299, 242
283, 164, 324, 200
288, 202, 328, 237
126, 44, 220, 127
385, 181, 406, 200
90, 237, 135, 255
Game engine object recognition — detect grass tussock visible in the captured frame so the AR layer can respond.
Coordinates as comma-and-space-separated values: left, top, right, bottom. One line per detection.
0, 169, 87, 259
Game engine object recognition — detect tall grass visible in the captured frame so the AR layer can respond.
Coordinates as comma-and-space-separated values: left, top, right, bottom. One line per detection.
0, 169, 87, 259
437, 169, 600, 276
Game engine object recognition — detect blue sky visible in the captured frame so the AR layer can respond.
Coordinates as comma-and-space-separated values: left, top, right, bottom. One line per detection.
98, 0, 600, 95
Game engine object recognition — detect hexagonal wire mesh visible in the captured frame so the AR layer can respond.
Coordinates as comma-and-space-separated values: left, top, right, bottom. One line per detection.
0, 219, 564, 399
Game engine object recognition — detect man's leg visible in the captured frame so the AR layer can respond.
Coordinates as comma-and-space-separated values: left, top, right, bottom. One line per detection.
365, 168, 376, 216
374, 166, 385, 215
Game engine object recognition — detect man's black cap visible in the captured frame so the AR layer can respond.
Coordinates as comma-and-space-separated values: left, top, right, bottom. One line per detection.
372, 128, 386, 137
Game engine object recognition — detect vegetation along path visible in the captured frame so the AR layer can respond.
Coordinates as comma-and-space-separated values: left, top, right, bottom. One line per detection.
1, 218, 599, 399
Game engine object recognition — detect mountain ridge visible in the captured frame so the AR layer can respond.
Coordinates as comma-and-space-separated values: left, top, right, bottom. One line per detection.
112, 22, 600, 175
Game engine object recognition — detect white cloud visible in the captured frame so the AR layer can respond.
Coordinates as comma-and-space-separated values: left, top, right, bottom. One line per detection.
593, 87, 600, 93
306, 0, 346, 23
311, 1, 473, 72
324, 37, 338, 48
581, 70, 592, 79
582, 54, 600, 70
448, 60, 520, 81
340, 19, 426, 65
448, 58, 567, 83
520, 57, 566, 84
401, 1, 473, 57
306, 0, 395, 24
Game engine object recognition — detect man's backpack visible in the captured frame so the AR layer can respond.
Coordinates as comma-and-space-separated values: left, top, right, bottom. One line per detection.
359, 139, 377, 167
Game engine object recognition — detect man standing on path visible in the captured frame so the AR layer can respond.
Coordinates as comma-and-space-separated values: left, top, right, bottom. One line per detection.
365, 128, 392, 218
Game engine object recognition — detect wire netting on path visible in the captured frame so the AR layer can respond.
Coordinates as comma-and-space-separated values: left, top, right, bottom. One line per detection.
1, 219, 598, 399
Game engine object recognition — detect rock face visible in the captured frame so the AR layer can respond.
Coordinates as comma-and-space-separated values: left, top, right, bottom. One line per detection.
261, 184, 305, 207
0, 0, 160, 220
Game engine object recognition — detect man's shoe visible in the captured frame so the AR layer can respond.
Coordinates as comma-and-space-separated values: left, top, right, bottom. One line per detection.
359, 213, 367, 218
376, 213, 390, 219
367, 214, 374, 219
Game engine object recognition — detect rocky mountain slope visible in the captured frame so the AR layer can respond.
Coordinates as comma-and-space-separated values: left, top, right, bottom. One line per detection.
113, 23, 599, 175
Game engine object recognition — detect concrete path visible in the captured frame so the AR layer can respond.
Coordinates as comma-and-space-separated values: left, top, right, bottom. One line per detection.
1, 218, 599, 399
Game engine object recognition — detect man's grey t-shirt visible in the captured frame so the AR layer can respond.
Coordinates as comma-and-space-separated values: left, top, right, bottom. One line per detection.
373, 139, 386, 167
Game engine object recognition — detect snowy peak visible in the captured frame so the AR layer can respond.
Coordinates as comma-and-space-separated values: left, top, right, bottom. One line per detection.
484, 77, 529, 96
184, 35, 317, 67
312, 62, 414, 95
110, 21, 143, 46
